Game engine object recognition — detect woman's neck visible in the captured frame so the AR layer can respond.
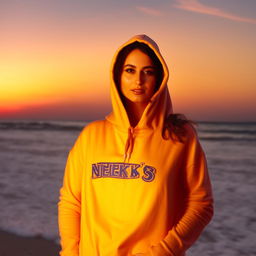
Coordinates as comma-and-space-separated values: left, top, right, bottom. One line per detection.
124, 100, 147, 127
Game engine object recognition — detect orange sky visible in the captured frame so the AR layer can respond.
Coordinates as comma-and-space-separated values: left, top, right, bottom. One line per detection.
1, 0, 256, 121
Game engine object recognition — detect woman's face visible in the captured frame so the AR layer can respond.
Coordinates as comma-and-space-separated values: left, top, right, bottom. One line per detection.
120, 49, 157, 105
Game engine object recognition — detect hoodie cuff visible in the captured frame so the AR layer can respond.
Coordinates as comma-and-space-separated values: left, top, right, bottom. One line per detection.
148, 242, 174, 256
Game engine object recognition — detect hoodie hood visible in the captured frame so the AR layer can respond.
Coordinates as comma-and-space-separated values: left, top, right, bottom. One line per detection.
106, 34, 173, 131
106, 34, 173, 162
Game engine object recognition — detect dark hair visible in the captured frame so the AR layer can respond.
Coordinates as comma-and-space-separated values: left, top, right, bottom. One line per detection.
163, 114, 197, 143
113, 41, 195, 142
113, 41, 163, 93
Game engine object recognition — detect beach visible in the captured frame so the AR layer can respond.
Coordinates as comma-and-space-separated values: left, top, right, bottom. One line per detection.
0, 120, 255, 256
0, 229, 60, 256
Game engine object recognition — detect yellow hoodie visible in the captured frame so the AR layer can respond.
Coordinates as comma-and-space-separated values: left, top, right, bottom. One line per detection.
58, 35, 214, 256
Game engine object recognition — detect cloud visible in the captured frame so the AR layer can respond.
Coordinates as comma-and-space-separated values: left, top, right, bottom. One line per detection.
136, 6, 163, 17
173, 0, 256, 24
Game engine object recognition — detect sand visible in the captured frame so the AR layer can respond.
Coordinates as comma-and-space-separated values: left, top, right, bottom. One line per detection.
0, 229, 61, 256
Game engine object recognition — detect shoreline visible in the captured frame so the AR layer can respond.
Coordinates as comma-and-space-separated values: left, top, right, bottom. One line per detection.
0, 229, 61, 256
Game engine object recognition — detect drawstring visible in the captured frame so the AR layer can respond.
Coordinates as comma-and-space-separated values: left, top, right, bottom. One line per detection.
123, 127, 135, 162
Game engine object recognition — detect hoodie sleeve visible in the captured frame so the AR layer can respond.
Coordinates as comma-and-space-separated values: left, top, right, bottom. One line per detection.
58, 132, 85, 256
149, 128, 214, 256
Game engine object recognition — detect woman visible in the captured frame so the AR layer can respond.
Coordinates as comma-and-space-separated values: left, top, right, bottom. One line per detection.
58, 34, 214, 256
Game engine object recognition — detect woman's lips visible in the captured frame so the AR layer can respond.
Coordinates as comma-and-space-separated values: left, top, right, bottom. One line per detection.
131, 89, 145, 95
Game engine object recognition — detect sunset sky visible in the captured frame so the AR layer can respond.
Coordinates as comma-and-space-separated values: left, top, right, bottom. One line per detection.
1, 0, 256, 122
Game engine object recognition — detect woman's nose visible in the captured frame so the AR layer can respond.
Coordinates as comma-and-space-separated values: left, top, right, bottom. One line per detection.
136, 71, 144, 85
136, 79, 142, 85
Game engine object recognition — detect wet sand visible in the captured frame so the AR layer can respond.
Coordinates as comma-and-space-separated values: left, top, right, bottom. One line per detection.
0, 229, 61, 256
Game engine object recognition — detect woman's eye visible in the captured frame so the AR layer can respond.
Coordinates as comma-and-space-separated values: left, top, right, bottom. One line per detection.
125, 68, 135, 74
144, 70, 155, 75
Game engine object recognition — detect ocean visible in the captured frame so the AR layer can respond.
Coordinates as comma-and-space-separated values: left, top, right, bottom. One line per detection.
0, 120, 255, 256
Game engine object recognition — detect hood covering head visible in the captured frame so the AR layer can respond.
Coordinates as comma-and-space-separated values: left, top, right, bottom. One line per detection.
106, 34, 173, 162
106, 34, 173, 132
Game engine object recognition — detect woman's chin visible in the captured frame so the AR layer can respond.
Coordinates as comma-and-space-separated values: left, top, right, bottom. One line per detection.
125, 96, 150, 105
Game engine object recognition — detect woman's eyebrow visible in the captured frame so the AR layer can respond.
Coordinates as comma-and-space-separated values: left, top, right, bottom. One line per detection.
143, 65, 156, 69
124, 64, 136, 68
123, 64, 156, 69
